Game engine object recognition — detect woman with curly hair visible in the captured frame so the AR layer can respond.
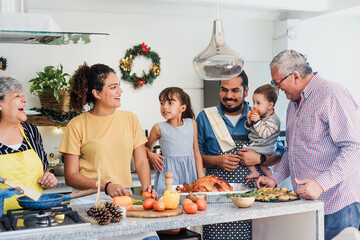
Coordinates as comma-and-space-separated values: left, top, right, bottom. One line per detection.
59, 63, 157, 211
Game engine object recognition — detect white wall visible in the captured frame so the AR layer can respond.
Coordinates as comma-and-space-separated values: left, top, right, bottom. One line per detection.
289, 15, 360, 101
274, 15, 360, 105
273, 14, 360, 128
0, 1, 276, 155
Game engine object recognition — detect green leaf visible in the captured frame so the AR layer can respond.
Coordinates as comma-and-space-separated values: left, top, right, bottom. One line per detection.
28, 64, 70, 100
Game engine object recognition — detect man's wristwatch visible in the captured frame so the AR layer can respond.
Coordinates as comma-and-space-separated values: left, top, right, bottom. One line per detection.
260, 154, 266, 165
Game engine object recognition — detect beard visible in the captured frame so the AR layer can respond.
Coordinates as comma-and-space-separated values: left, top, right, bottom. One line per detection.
220, 98, 244, 113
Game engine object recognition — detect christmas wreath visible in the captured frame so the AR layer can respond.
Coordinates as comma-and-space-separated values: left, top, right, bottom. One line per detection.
119, 42, 161, 89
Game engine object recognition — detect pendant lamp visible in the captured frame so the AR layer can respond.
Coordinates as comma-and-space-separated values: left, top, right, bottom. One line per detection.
193, 1, 244, 80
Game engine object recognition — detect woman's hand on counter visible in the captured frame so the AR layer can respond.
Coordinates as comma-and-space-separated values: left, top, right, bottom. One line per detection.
39, 170, 58, 189
107, 183, 131, 197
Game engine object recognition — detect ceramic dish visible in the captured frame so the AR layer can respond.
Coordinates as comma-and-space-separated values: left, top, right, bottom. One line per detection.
231, 196, 255, 208
255, 187, 299, 202
173, 183, 251, 203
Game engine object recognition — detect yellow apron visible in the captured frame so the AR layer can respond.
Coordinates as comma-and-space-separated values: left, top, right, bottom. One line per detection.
0, 125, 44, 213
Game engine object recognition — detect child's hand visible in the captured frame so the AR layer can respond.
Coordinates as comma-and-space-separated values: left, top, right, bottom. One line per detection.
246, 111, 252, 124
148, 152, 166, 172
250, 113, 260, 123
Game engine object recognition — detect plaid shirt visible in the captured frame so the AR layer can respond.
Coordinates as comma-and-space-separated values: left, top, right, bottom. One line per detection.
273, 73, 360, 215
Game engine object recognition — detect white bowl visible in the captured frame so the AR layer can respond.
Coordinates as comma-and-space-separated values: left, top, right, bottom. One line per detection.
231, 196, 255, 208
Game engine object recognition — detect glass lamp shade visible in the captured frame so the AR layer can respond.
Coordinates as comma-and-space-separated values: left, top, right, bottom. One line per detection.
193, 19, 244, 80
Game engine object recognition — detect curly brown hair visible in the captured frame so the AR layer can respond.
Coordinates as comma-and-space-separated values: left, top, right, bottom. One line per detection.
70, 63, 115, 111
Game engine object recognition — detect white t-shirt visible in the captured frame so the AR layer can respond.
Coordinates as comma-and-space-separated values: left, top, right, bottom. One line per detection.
225, 113, 241, 126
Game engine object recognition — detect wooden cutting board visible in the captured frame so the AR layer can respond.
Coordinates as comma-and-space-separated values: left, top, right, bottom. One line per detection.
126, 205, 183, 218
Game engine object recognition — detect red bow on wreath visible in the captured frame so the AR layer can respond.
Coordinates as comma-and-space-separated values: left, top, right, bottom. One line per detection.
139, 42, 149, 54
134, 77, 146, 89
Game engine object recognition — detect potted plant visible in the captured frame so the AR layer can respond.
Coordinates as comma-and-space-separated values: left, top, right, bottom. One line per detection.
29, 64, 71, 113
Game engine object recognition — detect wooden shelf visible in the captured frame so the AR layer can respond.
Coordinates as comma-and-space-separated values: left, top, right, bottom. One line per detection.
26, 115, 67, 127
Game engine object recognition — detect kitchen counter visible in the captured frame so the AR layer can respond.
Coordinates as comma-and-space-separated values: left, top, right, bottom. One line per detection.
44, 172, 156, 194
0, 199, 324, 240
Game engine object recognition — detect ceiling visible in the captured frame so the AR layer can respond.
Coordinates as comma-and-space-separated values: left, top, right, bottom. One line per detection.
29, 0, 360, 21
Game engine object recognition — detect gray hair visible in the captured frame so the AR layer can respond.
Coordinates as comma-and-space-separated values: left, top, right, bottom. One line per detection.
270, 49, 312, 77
0, 76, 23, 100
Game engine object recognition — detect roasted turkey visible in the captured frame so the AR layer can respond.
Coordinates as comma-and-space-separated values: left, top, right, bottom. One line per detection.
176, 175, 233, 193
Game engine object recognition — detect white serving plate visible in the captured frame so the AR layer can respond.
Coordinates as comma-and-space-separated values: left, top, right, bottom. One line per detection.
173, 183, 251, 203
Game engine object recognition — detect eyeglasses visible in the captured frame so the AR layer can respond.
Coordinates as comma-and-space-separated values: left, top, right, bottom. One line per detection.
271, 72, 293, 87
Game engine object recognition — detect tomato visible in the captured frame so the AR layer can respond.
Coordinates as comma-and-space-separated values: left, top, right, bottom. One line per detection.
153, 200, 166, 212
143, 198, 155, 210
196, 199, 207, 211
183, 202, 198, 214
250, 109, 259, 116
142, 192, 153, 198
113, 196, 133, 211
182, 198, 194, 208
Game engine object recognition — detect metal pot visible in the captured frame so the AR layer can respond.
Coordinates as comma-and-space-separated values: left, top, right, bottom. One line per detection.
54, 163, 64, 176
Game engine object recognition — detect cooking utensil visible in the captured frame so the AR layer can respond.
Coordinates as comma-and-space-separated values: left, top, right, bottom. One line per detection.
0, 176, 41, 201
17, 188, 97, 210
131, 194, 148, 201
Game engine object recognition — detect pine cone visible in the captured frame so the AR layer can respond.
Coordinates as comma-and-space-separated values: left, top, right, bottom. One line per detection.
103, 201, 123, 223
102, 201, 113, 209
93, 208, 112, 225
111, 216, 122, 223
86, 206, 99, 217
87, 202, 123, 225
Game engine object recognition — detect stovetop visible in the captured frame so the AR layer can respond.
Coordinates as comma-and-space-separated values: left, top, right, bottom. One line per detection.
1, 204, 88, 232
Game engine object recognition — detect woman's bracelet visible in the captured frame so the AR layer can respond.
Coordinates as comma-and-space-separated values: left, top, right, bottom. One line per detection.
104, 182, 112, 195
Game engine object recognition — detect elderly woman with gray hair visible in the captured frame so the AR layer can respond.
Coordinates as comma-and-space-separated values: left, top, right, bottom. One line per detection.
0, 76, 57, 213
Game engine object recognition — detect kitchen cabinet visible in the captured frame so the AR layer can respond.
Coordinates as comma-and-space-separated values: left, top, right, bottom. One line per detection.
26, 115, 67, 127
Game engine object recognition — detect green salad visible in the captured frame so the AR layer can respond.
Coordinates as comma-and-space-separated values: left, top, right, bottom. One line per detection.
219, 190, 259, 200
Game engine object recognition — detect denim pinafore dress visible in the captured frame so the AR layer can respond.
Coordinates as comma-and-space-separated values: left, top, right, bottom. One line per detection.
154, 118, 198, 197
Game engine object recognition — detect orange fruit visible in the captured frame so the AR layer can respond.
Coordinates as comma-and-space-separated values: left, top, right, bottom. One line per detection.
196, 199, 207, 211
250, 109, 259, 116
142, 192, 153, 198
143, 198, 156, 210
113, 196, 133, 211
183, 202, 198, 214
153, 200, 166, 212
182, 198, 193, 208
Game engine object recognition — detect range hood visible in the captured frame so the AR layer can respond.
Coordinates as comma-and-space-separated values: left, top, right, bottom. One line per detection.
0, 0, 109, 45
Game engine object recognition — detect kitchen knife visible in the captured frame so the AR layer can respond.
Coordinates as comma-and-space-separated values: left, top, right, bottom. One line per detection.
131, 194, 148, 201
0, 177, 41, 201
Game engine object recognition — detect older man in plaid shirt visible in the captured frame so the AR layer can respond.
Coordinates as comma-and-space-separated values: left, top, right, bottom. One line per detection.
256, 49, 360, 240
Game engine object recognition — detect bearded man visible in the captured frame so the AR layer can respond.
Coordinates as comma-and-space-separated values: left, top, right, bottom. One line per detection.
196, 70, 284, 240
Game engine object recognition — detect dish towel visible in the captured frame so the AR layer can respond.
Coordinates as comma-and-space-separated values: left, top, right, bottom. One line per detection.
204, 107, 236, 152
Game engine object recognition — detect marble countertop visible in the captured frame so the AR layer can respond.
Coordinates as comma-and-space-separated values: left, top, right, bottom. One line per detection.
1, 199, 324, 240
